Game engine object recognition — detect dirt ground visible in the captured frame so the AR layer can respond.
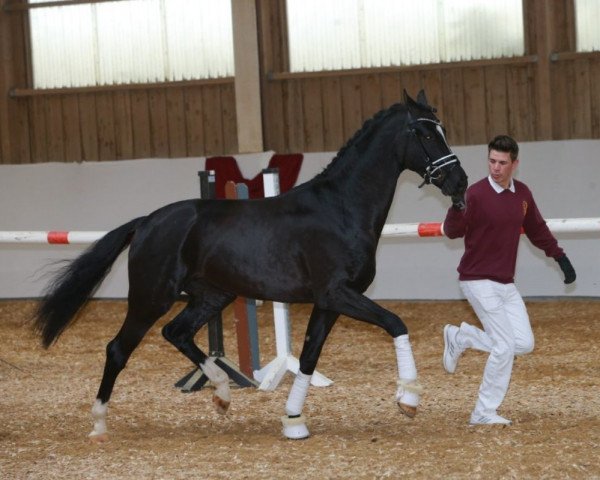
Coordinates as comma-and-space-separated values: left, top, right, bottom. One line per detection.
1, 298, 598, 479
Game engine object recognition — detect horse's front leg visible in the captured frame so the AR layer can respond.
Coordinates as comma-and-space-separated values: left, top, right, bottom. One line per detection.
323, 288, 422, 418
281, 306, 338, 439
393, 334, 422, 418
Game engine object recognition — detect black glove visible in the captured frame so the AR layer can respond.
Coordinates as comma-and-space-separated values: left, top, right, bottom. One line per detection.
451, 193, 465, 211
556, 254, 576, 284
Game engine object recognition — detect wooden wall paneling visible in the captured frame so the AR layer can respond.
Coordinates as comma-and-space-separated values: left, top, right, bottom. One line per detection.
522, 0, 537, 55
506, 66, 534, 140
301, 78, 324, 151
28, 97, 47, 163
528, 0, 553, 139
1, 3, 31, 164
463, 67, 487, 145
0, 11, 12, 163
360, 74, 382, 120
257, 0, 285, 152
590, 59, 600, 137
165, 88, 187, 158
523, 65, 537, 140
7, 98, 31, 164
112, 91, 134, 160
551, 0, 575, 52
220, 83, 238, 155
3, 0, 600, 164
183, 88, 205, 157
0, 92, 9, 163
77, 93, 99, 161
62, 94, 83, 162
340, 76, 363, 142
398, 71, 422, 101
380, 72, 401, 108
95, 92, 116, 161
262, 81, 289, 153
550, 63, 570, 139
570, 59, 592, 138
45, 96, 65, 161
440, 69, 465, 145
262, 82, 286, 153
282, 79, 305, 152
257, 0, 287, 72
321, 77, 344, 151
2, 75, 31, 165
148, 89, 170, 157
419, 70, 443, 112
201, 85, 224, 156
130, 90, 151, 159
483, 65, 509, 138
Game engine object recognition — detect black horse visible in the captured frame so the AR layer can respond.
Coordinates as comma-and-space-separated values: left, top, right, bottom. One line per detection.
34, 90, 468, 441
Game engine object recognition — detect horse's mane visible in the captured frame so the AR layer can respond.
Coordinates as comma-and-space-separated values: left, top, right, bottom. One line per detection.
312, 102, 408, 181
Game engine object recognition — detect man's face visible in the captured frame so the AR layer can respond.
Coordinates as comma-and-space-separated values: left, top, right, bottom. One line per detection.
488, 149, 518, 189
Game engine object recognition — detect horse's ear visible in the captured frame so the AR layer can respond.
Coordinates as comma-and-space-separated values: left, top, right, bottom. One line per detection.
416, 89, 429, 106
403, 89, 416, 106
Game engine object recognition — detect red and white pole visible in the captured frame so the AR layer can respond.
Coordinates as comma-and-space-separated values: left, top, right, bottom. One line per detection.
381, 217, 600, 238
0, 231, 107, 244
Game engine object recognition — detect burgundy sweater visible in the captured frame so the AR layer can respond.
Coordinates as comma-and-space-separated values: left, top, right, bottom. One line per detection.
443, 177, 563, 284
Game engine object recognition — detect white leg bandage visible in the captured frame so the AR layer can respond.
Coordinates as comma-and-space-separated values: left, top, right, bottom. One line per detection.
394, 334, 421, 407
285, 371, 312, 416
89, 399, 108, 438
281, 371, 311, 439
394, 334, 417, 380
200, 357, 230, 403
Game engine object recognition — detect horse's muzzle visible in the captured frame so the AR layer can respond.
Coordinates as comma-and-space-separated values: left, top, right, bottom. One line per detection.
440, 165, 468, 197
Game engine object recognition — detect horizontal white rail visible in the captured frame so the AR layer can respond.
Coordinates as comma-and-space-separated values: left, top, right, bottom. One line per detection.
1, 218, 599, 245
0, 231, 108, 244
381, 217, 600, 238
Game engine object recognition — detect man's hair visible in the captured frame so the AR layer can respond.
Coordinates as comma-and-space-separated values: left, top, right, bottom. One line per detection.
488, 135, 519, 161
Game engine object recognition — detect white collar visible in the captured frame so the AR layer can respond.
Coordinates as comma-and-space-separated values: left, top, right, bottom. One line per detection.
488, 175, 515, 193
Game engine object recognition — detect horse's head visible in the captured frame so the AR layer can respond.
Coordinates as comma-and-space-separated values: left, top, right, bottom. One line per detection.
401, 90, 468, 197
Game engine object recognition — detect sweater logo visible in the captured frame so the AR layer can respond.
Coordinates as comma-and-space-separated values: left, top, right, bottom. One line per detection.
522, 201, 528, 217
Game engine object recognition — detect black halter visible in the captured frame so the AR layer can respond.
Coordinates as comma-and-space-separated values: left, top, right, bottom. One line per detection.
408, 117, 459, 188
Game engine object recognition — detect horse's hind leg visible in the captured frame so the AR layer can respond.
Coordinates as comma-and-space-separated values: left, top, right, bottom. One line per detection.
90, 297, 175, 442
161, 288, 235, 414
281, 306, 338, 440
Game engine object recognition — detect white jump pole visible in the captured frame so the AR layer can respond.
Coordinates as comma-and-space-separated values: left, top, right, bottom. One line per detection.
380, 217, 600, 238
3, 218, 599, 245
0, 231, 107, 244
252, 169, 333, 390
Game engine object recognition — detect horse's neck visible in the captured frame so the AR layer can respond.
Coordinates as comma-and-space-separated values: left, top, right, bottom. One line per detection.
325, 139, 405, 234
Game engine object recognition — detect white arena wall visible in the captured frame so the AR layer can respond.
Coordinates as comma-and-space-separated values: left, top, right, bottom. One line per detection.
0, 140, 598, 300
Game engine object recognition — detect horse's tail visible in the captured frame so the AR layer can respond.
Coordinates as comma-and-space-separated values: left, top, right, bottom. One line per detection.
33, 217, 145, 348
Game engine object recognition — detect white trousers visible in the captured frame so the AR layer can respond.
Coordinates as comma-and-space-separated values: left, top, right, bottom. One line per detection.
458, 280, 535, 416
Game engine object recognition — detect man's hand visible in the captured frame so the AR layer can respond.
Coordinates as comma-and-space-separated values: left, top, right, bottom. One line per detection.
451, 193, 465, 211
556, 254, 576, 284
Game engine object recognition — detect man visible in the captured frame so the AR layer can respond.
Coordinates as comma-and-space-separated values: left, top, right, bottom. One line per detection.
442, 135, 576, 426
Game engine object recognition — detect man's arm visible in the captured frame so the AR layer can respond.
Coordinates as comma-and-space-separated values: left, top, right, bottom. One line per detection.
443, 192, 468, 239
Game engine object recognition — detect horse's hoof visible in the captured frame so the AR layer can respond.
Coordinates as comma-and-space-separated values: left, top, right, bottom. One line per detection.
88, 433, 109, 444
213, 394, 230, 414
281, 415, 310, 440
398, 402, 417, 418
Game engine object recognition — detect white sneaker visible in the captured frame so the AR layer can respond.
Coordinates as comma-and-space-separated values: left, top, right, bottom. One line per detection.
443, 324, 463, 374
469, 413, 512, 426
